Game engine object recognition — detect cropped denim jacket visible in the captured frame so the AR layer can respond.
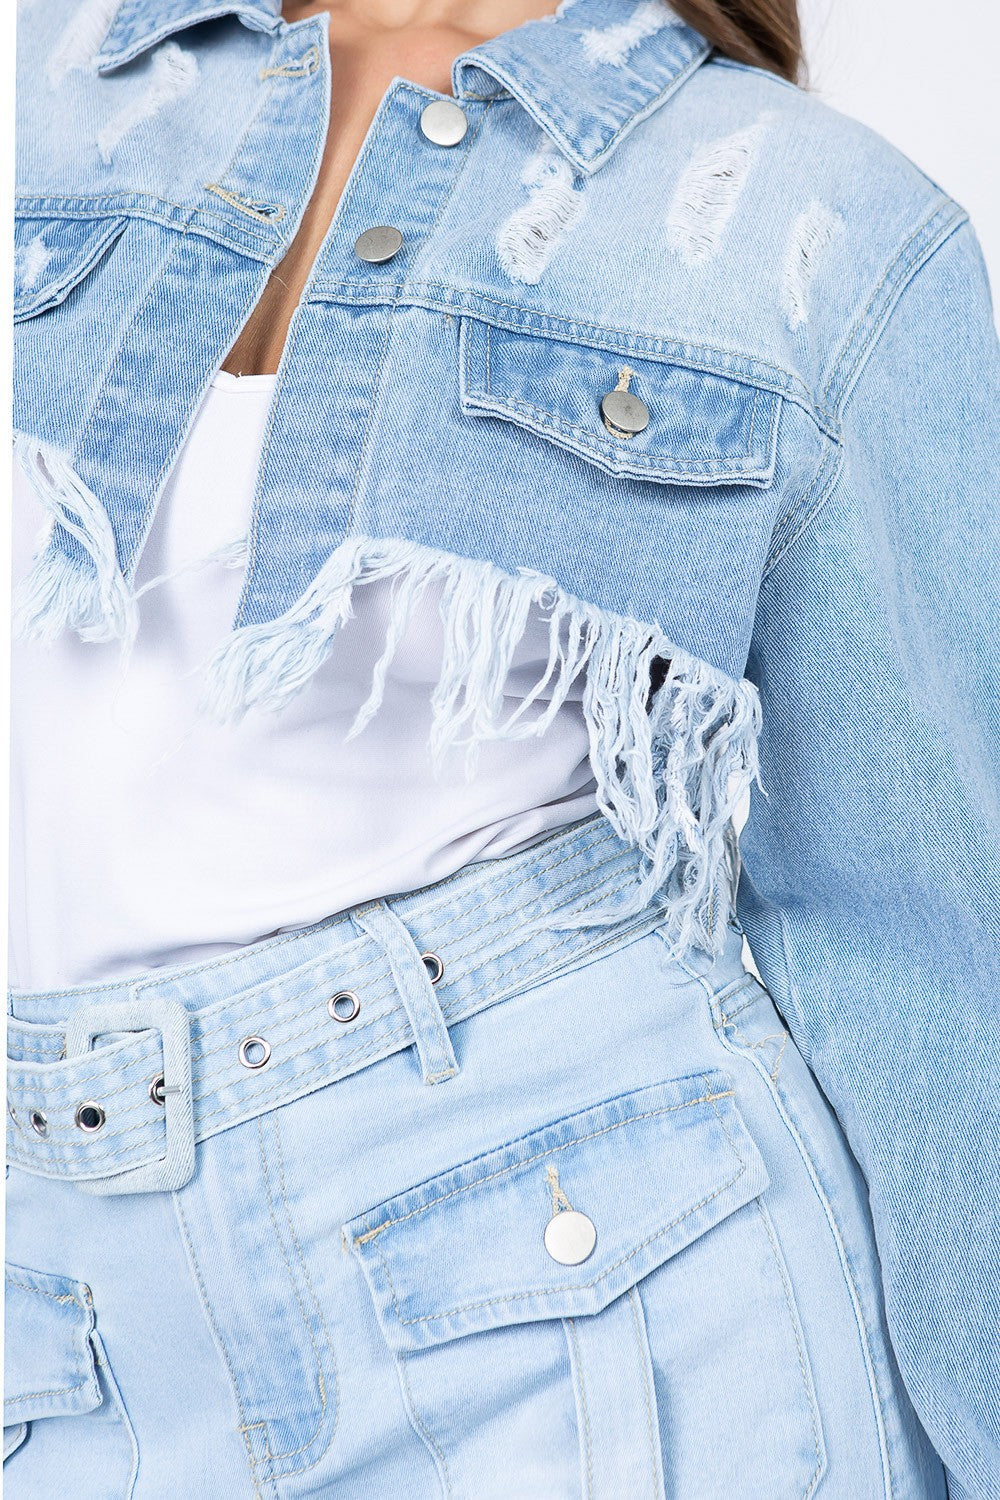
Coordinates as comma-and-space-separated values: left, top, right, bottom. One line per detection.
12, 0, 1000, 1491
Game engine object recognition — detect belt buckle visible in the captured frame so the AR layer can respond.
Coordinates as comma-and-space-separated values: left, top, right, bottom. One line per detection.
63, 996, 195, 1195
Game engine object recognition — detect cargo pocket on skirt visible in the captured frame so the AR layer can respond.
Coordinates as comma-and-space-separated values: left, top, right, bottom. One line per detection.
345, 1070, 826, 1499
3, 1263, 137, 1497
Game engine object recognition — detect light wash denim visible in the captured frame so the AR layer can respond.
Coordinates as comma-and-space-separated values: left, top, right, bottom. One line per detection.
9, 0, 1000, 1494
5, 816, 948, 1498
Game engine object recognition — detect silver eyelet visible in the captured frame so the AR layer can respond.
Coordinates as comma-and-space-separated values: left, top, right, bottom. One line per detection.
74, 1101, 106, 1133
421, 952, 444, 985
29, 1109, 48, 1137
327, 991, 361, 1023
238, 1036, 272, 1070
149, 1074, 166, 1106
7, 1103, 17, 1124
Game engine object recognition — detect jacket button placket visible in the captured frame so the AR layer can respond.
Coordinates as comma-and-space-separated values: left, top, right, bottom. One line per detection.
239, 81, 481, 628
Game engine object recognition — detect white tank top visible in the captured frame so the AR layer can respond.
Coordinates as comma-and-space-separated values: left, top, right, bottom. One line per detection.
10, 373, 598, 989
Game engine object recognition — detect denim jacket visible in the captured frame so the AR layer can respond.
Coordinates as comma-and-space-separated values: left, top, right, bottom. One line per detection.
13, 0, 1000, 1490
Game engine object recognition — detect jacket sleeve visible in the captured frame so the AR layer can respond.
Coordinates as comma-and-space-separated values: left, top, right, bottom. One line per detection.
736, 213, 1000, 1498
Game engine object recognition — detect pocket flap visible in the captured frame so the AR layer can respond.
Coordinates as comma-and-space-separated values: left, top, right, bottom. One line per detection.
346, 1071, 768, 1352
14, 215, 127, 321
459, 317, 779, 486
4, 1264, 102, 1424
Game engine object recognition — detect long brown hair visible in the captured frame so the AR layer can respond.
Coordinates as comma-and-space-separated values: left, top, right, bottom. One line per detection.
669, 0, 803, 83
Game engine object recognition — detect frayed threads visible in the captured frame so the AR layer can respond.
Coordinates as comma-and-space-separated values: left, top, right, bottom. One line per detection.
203, 535, 762, 957
496, 144, 586, 285
13, 435, 137, 647
666, 123, 764, 266
555, 629, 762, 956
782, 200, 841, 331
637, 659, 761, 955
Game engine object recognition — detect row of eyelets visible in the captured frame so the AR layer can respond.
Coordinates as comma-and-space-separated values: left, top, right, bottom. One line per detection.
17, 948, 450, 1139
21, 1102, 105, 1136
18, 1071, 173, 1144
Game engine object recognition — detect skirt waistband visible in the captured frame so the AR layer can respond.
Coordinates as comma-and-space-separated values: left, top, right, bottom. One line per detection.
7, 815, 740, 1197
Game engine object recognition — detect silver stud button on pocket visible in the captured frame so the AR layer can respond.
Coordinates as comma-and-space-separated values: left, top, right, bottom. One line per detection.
419, 99, 468, 146
544, 1209, 597, 1265
600, 388, 650, 437
354, 226, 404, 263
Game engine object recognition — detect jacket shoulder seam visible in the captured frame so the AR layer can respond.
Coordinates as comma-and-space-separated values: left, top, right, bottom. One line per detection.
762, 436, 843, 580
821, 197, 968, 420
763, 200, 970, 574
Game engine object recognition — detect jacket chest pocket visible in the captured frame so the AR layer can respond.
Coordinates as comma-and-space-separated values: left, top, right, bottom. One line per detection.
14, 211, 133, 442
458, 315, 781, 489
345, 1072, 825, 1500
14, 214, 128, 323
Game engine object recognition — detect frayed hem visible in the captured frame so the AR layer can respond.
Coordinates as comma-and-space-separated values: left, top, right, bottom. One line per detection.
13, 435, 137, 647
204, 534, 762, 957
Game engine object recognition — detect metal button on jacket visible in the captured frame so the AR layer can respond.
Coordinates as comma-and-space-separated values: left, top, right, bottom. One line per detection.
544, 1209, 597, 1266
419, 99, 468, 147
600, 388, 650, 437
354, 226, 404, 263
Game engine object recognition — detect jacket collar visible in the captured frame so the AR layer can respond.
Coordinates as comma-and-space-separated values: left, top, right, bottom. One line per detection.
95, 0, 709, 174
454, 1, 710, 174
96, 0, 283, 71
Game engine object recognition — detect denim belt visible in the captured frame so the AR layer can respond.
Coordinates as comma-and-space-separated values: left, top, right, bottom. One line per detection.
6, 818, 670, 1196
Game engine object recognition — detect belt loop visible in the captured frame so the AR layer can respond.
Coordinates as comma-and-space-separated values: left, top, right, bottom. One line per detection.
352, 904, 459, 1085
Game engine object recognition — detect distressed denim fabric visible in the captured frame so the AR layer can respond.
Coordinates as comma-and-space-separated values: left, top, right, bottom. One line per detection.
9, 0, 1000, 1493
5, 817, 947, 1498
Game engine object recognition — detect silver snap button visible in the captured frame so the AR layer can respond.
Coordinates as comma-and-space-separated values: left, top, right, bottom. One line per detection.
238, 1035, 272, 1070
421, 952, 444, 985
544, 1210, 597, 1266
419, 99, 468, 147
328, 991, 361, 1023
354, 225, 404, 263
600, 388, 650, 437
29, 1109, 48, 1138
74, 1101, 106, 1133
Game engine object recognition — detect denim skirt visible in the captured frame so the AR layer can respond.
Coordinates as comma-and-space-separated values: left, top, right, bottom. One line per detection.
4, 816, 945, 1498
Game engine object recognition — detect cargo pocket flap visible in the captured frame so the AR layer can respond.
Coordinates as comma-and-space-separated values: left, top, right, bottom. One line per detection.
14, 215, 127, 321
4, 1263, 102, 1424
346, 1070, 768, 1352
459, 317, 780, 486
